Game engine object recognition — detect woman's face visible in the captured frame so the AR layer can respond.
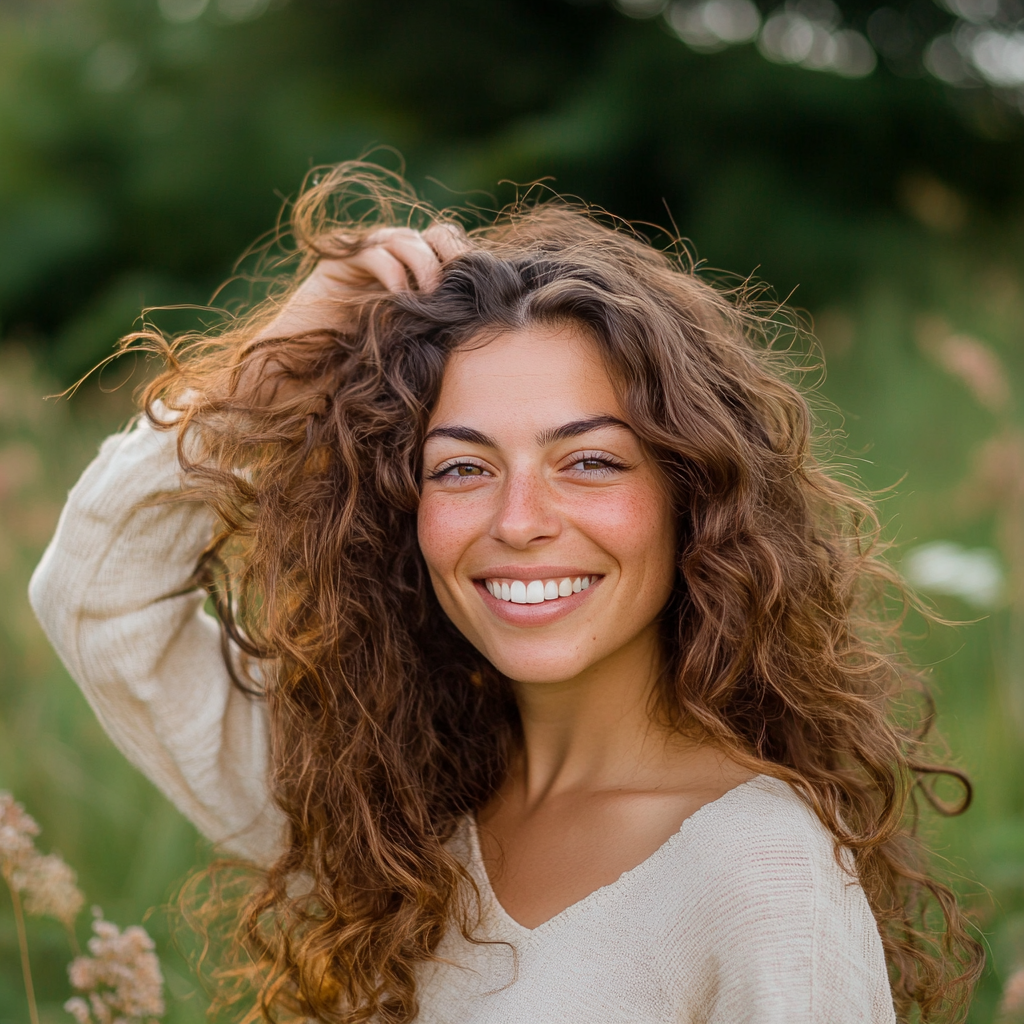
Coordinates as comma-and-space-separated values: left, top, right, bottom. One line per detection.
417, 323, 677, 685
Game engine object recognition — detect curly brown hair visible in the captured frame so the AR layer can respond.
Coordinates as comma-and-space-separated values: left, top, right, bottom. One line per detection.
135, 163, 982, 1024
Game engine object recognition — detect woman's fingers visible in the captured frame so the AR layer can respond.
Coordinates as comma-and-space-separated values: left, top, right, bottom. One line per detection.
423, 222, 471, 262
340, 246, 413, 294
359, 223, 471, 294
313, 224, 471, 297
366, 228, 444, 293
256, 223, 472, 343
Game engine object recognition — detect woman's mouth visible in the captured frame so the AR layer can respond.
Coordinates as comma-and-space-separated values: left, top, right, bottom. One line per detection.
482, 575, 597, 604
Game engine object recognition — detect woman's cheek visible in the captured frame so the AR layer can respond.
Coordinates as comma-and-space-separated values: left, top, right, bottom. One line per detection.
574, 483, 673, 566
416, 493, 481, 577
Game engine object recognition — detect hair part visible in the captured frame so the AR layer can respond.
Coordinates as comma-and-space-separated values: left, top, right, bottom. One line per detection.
131, 162, 982, 1023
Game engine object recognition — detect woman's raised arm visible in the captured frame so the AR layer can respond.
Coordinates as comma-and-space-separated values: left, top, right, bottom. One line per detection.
29, 408, 287, 864
28, 224, 468, 865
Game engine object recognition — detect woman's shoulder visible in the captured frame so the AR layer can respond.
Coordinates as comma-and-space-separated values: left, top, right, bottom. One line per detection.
707, 772, 827, 829
673, 774, 849, 893
691, 773, 825, 833
654, 774, 883, 967
650, 775, 894, 1022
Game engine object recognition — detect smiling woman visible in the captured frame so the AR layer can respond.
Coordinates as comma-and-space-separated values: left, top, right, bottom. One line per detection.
419, 325, 676, 690
28, 163, 982, 1024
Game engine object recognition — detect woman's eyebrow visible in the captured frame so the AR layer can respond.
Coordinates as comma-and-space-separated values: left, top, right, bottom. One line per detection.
424, 415, 632, 449
536, 415, 632, 446
424, 425, 498, 446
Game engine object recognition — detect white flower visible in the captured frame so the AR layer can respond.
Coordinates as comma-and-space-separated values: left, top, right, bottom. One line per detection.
904, 541, 1004, 608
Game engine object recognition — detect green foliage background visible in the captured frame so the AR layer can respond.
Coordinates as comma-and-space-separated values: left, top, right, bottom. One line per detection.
1, 0, 1024, 1021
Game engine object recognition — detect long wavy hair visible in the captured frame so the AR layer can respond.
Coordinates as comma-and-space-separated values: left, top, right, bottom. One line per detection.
135, 163, 982, 1023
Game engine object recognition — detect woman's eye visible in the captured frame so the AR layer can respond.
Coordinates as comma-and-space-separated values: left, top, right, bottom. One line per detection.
566, 453, 626, 475
430, 461, 490, 480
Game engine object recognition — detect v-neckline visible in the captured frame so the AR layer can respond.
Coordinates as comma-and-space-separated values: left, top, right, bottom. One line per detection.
467, 774, 773, 935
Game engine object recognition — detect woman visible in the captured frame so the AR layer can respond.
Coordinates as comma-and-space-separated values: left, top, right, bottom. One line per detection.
30, 164, 981, 1023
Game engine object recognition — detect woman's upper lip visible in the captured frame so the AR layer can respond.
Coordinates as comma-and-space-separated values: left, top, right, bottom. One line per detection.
472, 565, 604, 579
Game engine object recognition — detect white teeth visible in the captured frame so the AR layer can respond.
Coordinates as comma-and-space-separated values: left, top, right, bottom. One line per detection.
485, 576, 598, 603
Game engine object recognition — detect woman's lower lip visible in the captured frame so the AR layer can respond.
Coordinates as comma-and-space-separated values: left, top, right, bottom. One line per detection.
474, 578, 601, 625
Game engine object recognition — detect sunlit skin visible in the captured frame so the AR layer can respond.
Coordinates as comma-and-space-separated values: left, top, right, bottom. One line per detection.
419, 325, 752, 928
261, 228, 752, 930
418, 326, 677, 687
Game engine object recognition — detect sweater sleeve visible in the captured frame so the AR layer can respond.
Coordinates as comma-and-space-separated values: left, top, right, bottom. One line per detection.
28, 410, 286, 866
672, 778, 896, 1024
655, 778, 897, 1019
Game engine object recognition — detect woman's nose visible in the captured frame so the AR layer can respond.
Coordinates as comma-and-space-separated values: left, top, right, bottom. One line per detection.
490, 470, 561, 549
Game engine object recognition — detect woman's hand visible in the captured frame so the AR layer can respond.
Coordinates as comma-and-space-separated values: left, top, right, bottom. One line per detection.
257, 224, 470, 340
231, 224, 469, 409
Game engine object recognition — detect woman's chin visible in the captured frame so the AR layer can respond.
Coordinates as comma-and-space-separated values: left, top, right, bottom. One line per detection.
480, 646, 605, 687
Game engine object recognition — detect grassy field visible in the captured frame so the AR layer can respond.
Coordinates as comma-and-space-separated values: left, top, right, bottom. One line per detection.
1, 252, 1023, 1022
0, 351, 208, 1024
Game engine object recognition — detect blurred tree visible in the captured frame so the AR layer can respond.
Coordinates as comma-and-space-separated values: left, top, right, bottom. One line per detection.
0, 0, 1023, 380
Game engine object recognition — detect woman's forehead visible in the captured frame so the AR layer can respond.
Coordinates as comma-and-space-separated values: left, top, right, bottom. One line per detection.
430, 325, 622, 430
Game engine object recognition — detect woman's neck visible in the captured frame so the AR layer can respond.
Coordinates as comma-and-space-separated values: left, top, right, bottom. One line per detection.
477, 625, 753, 931
507, 624, 694, 806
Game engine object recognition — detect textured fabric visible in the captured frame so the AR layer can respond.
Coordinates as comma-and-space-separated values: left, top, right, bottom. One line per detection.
29, 411, 285, 865
30, 414, 898, 1024
421, 779, 896, 1024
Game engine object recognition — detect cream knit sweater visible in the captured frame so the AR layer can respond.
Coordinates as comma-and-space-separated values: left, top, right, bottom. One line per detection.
29, 414, 898, 1024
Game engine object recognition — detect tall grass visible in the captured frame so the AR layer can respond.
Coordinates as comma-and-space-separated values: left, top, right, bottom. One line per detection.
0, 349, 207, 1024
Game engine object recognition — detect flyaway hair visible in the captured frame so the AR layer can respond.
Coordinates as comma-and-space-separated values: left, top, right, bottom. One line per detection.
128, 163, 982, 1024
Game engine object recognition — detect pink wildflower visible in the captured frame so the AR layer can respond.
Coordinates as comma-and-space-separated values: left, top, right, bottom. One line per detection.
1001, 965, 1024, 1021
0, 791, 41, 875
12, 852, 85, 927
936, 335, 1011, 413
64, 998, 92, 1024
64, 912, 165, 1024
